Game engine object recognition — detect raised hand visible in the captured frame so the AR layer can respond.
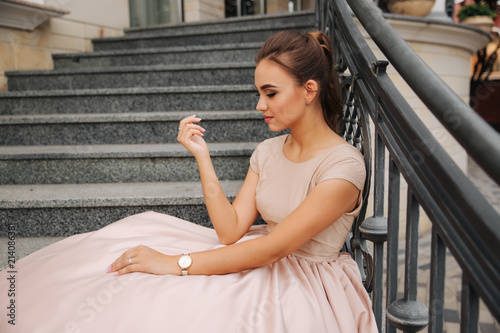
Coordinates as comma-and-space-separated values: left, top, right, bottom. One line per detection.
177, 115, 208, 159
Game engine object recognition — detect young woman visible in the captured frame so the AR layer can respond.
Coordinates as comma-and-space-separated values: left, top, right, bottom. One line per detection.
0, 31, 377, 332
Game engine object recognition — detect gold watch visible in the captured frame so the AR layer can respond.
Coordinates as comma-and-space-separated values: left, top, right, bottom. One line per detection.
178, 253, 192, 276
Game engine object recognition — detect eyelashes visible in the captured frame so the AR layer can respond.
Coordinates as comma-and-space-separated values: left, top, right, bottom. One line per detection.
255, 93, 276, 97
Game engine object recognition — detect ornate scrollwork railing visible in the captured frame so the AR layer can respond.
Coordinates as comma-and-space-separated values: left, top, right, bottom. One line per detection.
318, 0, 500, 332
338, 73, 373, 292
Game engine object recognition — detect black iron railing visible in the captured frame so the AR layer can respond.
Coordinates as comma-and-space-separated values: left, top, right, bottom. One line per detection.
317, 0, 500, 331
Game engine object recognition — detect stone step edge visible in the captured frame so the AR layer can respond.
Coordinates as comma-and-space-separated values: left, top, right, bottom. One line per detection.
52, 42, 263, 60
125, 11, 314, 34
0, 142, 258, 160
5, 62, 256, 78
94, 21, 314, 44
0, 85, 256, 98
0, 110, 262, 125
0, 180, 243, 209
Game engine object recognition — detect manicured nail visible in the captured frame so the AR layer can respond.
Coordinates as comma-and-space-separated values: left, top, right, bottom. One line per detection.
106, 265, 112, 273
113, 272, 119, 276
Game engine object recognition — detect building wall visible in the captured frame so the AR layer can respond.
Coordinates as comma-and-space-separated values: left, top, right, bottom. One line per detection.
267, 0, 289, 14
302, 0, 315, 11
0, 0, 128, 91
184, 0, 224, 22
45, 0, 130, 29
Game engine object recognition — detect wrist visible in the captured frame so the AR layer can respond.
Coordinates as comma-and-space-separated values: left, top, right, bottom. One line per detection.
195, 151, 211, 163
177, 253, 193, 276
170, 255, 182, 276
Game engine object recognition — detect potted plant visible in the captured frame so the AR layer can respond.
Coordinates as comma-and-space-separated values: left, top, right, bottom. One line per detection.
458, 1, 497, 32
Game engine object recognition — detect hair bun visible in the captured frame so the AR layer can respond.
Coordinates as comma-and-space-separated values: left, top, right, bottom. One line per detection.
307, 31, 334, 71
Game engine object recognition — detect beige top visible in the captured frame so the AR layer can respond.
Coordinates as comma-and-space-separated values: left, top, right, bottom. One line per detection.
250, 135, 366, 257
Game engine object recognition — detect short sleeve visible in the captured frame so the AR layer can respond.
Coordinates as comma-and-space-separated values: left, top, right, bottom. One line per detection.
314, 147, 366, 191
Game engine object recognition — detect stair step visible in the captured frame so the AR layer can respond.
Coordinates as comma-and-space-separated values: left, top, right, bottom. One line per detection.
92, 23, 313, 51
124, 11, 315, 37
53, 43, 262, 69
0, 111, 280, 145
0, 85, 257, 115
6, 63, 255, 91
0, 142, 257, 185
0, 142, 257, 184
0, 13, 304, 239
0, 181, 243, 236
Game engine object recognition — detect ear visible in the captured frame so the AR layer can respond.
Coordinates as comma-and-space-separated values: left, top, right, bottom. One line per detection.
304, 79, 319, 103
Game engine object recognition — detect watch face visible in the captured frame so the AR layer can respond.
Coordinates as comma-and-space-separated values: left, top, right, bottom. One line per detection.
179, 255, 192, 269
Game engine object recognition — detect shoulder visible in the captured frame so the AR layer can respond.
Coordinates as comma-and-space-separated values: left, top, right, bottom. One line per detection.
314, 143, 366, 190
327, 143, 365, 165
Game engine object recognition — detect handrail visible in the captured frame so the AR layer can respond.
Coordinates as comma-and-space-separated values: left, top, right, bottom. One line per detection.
349, 0, 500, 186
316, 0, 500, 331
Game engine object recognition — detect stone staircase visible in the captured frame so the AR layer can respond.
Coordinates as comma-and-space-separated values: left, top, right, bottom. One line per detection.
0, 11, 315, 237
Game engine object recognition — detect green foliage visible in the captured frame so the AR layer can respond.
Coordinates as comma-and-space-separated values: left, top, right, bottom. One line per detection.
458, 3, 497, 21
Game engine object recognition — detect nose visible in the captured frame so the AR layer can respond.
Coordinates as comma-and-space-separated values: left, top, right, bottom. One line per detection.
256, 96, 267, 112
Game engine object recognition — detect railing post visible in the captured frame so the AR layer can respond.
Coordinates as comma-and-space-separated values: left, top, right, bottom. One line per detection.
385, 158, 400, 333
359, 131, 387, 331
387, 191, 429, 331
461, 277, 479, 333
428, 225, 446, 333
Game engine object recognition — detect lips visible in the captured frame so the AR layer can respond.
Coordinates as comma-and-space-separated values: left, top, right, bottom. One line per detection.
264, 116, 273, 123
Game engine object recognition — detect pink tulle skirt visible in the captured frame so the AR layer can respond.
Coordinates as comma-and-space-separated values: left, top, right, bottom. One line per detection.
0, 211, 377, 332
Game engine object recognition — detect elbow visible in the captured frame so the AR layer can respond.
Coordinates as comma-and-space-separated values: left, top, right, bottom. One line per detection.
219, 238, 236, 246
217, 232, 241, 246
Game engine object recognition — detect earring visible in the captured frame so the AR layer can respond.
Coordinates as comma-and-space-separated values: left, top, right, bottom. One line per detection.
305, 100, 310, 105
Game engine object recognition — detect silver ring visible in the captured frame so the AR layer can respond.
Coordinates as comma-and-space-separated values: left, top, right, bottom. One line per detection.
128, 257, 132, 264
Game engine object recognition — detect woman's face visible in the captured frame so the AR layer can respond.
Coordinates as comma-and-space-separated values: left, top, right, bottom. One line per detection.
254, 59, 307, 132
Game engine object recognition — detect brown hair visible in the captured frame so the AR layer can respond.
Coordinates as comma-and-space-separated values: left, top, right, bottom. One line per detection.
255, 30, 343, 133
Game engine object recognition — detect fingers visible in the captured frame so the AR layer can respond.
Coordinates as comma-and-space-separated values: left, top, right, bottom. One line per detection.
183, 123, 206, 137
177, 115, 206, 139
179, 114, 200, 127
106, 246, 141, 276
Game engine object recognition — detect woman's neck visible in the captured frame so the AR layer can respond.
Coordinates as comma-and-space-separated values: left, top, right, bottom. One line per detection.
285, 110, 344, 163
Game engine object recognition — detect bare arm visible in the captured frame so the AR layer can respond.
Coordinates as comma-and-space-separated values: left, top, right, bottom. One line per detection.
177, 115, 259, 244
108, 178, 360, 276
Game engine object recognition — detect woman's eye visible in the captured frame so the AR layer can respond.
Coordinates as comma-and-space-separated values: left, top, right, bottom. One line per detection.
266, 93, 276, 97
